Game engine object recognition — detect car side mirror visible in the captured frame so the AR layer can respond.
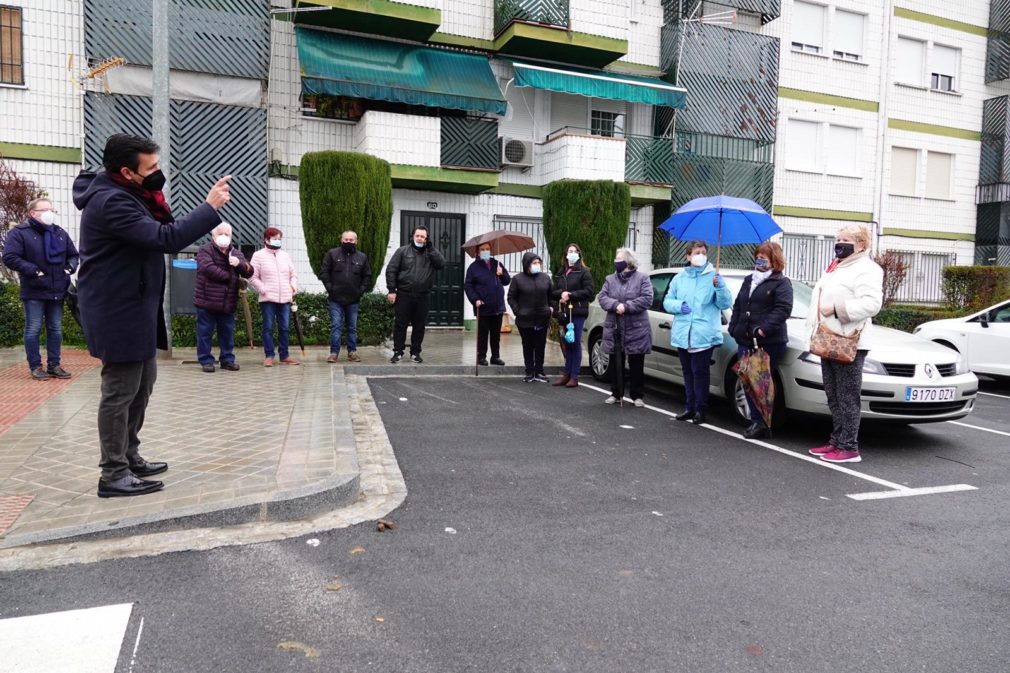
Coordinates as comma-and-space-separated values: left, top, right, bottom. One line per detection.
980, 315, 989, 328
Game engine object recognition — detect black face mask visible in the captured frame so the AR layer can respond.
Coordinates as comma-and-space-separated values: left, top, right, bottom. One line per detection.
834, 243, 856, 259
341, 242, 356, 254
140, 169, 167, 192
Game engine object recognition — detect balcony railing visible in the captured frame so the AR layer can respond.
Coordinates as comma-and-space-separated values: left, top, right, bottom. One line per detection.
625, 135, 674, 185
441, 117, 499, 170
494, 0, 569, 36
663, 0, 780, 25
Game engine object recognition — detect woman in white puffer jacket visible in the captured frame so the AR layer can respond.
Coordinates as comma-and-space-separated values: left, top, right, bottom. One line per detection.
805, 223, 883, 465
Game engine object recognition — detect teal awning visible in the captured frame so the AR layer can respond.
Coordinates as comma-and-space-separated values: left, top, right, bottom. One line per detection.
512, 61, 686, 108
295, 27, 507, 115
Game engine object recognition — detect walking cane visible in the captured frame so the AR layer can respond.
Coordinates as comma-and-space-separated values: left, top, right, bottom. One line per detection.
475, 310, 480, 377
240, 282, 254, 348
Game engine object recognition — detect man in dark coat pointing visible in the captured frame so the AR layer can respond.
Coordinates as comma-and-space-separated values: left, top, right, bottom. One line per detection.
74, 134, 231, 498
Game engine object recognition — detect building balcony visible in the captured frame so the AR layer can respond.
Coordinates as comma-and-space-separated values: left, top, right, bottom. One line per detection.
625, 134, 674, 185
292, 0, 441, 42
662, 0, 780, 25
493, 0, 627, 67
539, 127, 627, 183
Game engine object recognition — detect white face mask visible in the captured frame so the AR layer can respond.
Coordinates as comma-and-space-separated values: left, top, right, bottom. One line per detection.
530, 264, 541, 274
690, 253, 707, 268
267, 239, 282, 249
38, 210, 56, 226
215, 235, 231, 248
567, 252, 580, 265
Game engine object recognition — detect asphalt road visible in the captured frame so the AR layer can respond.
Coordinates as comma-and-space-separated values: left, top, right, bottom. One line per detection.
1, 374, 1009, 673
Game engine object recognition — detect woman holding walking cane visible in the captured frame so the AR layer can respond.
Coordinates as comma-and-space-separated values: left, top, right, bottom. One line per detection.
597, 248, 653, 407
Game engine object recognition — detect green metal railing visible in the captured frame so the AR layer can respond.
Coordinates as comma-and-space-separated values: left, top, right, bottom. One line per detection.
987, 0, 1010, 83
494, 0, 569, 36
663, 0, 780, 25
625, 135, 674, 185
441, 117, 499, 170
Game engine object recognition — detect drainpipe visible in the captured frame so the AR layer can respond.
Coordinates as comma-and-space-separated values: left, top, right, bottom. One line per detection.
872, 0, 896, 254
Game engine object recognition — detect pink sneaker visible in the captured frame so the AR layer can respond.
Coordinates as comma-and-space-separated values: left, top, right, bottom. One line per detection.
808, 443, 834, 456
820, 448, 861, 463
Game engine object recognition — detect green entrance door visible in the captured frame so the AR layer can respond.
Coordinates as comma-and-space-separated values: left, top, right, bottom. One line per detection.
400, 211, 465, 326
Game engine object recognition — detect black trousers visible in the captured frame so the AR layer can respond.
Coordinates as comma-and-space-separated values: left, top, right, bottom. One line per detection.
518, 326, 547, 375
476, 313, 503, 360
392, 293, 430, 356
609, 352, 645, 400
98, 357, 157, 480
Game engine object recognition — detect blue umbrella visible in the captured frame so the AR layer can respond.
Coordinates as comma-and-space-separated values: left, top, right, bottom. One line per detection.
659, 195, 782, 270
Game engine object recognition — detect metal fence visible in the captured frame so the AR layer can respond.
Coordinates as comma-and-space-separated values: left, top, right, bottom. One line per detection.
892, 250, 952, 305
781, 235, 835, 284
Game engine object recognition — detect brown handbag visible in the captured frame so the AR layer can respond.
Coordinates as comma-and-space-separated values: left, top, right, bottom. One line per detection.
810, 289, 861, 364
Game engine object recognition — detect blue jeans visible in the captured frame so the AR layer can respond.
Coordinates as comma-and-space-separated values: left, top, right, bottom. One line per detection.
260, 302, 290, 359
196, 307, 236, 365
736, 343, 787, 425
328, 301, 359, 354
23, 299, 63, 371
678, 347, 715, 414
563, 316, 586, 378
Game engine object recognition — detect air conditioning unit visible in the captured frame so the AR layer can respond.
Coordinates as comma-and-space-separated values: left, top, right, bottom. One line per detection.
500, 137, 534, 168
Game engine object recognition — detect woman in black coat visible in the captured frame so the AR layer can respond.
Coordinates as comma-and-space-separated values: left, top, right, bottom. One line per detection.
464, 241, 511, 366
550, 243, 594, 387
507, 252, 553, 383
728, 241, 794, 439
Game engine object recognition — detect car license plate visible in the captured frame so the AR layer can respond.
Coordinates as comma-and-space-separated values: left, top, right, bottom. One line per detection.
905, 386, 956, 402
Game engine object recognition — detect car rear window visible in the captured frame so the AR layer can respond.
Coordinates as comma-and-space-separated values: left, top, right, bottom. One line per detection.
650, 274, 672, 312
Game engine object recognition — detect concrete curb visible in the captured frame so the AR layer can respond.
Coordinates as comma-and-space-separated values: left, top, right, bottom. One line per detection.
348, 365, 593, 377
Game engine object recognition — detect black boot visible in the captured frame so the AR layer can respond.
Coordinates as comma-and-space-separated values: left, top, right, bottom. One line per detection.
690, 412, 706, 425
744, 423, 770, 439
675, 410, 695, 422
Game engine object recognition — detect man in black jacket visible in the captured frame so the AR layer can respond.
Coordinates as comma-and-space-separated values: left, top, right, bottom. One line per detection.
320, 230, 372, 363
75, 133, 231, 498
384, 225, 445, 363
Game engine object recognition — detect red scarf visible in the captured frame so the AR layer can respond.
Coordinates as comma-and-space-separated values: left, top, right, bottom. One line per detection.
825, 259, 839, 273
109, 172, 174, 224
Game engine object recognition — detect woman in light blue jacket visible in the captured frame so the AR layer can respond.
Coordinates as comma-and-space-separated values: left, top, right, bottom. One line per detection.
662, 240, 733, 425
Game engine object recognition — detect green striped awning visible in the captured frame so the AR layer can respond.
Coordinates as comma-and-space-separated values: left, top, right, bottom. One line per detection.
295, 27, 506, 115
512, 61, 686, 108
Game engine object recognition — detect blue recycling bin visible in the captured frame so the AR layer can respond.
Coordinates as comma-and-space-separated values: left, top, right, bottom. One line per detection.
170, 257, 198, 315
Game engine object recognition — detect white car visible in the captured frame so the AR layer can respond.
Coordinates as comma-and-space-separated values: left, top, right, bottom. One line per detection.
913, 299, 1010, 380
584, 268, 979, 425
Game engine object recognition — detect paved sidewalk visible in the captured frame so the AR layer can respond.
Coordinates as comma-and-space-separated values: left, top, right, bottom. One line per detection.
0, 329, 569, 549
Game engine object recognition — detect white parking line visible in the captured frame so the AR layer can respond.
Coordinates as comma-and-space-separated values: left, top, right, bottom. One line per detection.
947, 421, 1010, 438
580, 383, 976, 501
978, 391, 1010, 400
0, 603, 134, 673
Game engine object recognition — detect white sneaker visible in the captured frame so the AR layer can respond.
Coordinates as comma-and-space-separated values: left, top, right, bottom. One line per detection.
633, 399, 644, 407
605, 396, 617, 405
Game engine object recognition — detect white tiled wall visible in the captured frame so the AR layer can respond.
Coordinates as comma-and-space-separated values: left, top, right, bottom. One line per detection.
571, 0, 631, 43
440, 0, 493, 40
5, 159, 81, 240
539, 134, 627, 182
0, 1, 84, 151
354, 112, 440, 167
621, 0, 663, 68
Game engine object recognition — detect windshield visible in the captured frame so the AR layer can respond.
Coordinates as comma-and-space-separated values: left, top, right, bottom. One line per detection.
721, 276, 811, 319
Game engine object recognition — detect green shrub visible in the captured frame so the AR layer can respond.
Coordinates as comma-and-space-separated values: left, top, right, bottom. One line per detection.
875, 304, 962, 333
0, 281, 86, 348
942, 265, 1010, 313
299, 151, 392, 289
542, 180, 631, 283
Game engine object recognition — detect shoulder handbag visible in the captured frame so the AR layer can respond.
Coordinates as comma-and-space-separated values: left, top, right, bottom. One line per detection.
809, 288, 860, 364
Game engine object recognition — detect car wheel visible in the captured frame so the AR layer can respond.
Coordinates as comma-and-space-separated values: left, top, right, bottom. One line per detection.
588, 330, 610, 382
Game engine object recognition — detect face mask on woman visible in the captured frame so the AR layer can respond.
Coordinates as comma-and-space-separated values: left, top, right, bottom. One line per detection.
267, 239, 282, 249
614, 260, 628, 274
690, 253, 707, 267
754, 257, 770, 271
567, 252, 580, 265
479, 250, 491, 261
529, 264, 541, 274
215, 235, 231, 248
834, 242, 855, 259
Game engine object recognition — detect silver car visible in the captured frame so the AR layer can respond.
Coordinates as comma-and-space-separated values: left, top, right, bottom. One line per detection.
585, 268, 979, 425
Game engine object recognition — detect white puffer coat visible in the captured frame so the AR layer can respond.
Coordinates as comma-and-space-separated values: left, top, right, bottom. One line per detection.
805, 251, 883, 350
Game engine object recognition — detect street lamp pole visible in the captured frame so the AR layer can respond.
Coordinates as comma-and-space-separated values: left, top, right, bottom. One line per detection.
153, 0, 173, 357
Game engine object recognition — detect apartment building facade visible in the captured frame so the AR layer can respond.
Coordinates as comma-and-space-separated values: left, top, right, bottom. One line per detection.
1, 0, 1005, 323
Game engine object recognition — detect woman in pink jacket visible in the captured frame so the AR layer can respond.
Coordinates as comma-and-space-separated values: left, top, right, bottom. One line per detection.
250, 227, 299, 367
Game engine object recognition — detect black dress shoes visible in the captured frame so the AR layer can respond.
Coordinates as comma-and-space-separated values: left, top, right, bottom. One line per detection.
490, 357, 505, 366
744, 423, 770, 439
690, 413, 706, 425
675, 410, 695, 421
130, 458, 168, 477
478, 358, 489, 366
97, 474, 164, 498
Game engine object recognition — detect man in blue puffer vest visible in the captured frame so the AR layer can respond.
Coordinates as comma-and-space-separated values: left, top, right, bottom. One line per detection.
663, 240, 733, 425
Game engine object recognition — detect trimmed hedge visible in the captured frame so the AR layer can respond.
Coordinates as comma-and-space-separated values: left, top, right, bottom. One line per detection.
299, 151, 392, 289
0, 282, 394, 349
875, 304, 961, 333
542, 180, 632, 281
942, 265, 1010, 313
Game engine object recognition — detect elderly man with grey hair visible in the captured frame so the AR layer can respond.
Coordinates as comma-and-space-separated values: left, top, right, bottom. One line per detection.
319, 230, 372, 362
193, 221, 253, 372
596, 247, 653, 407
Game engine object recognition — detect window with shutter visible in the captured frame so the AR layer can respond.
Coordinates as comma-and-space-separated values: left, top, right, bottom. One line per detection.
925, 152, 952, 199
890, 147, 919, 196
930, 45, 959, 92
0, 5, 23, 85
791, 2, 826, 54
895, 37, 925, 86
832, 10, 864, 62
825, 126, 860, 176
786, 119, 820, 173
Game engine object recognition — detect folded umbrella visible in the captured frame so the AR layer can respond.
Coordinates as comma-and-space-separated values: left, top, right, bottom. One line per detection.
291, 302, 306, 354
733, 340, 775, 428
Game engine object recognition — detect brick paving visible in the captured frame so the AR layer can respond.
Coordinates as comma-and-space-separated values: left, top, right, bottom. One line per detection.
0, 329, 567, 548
